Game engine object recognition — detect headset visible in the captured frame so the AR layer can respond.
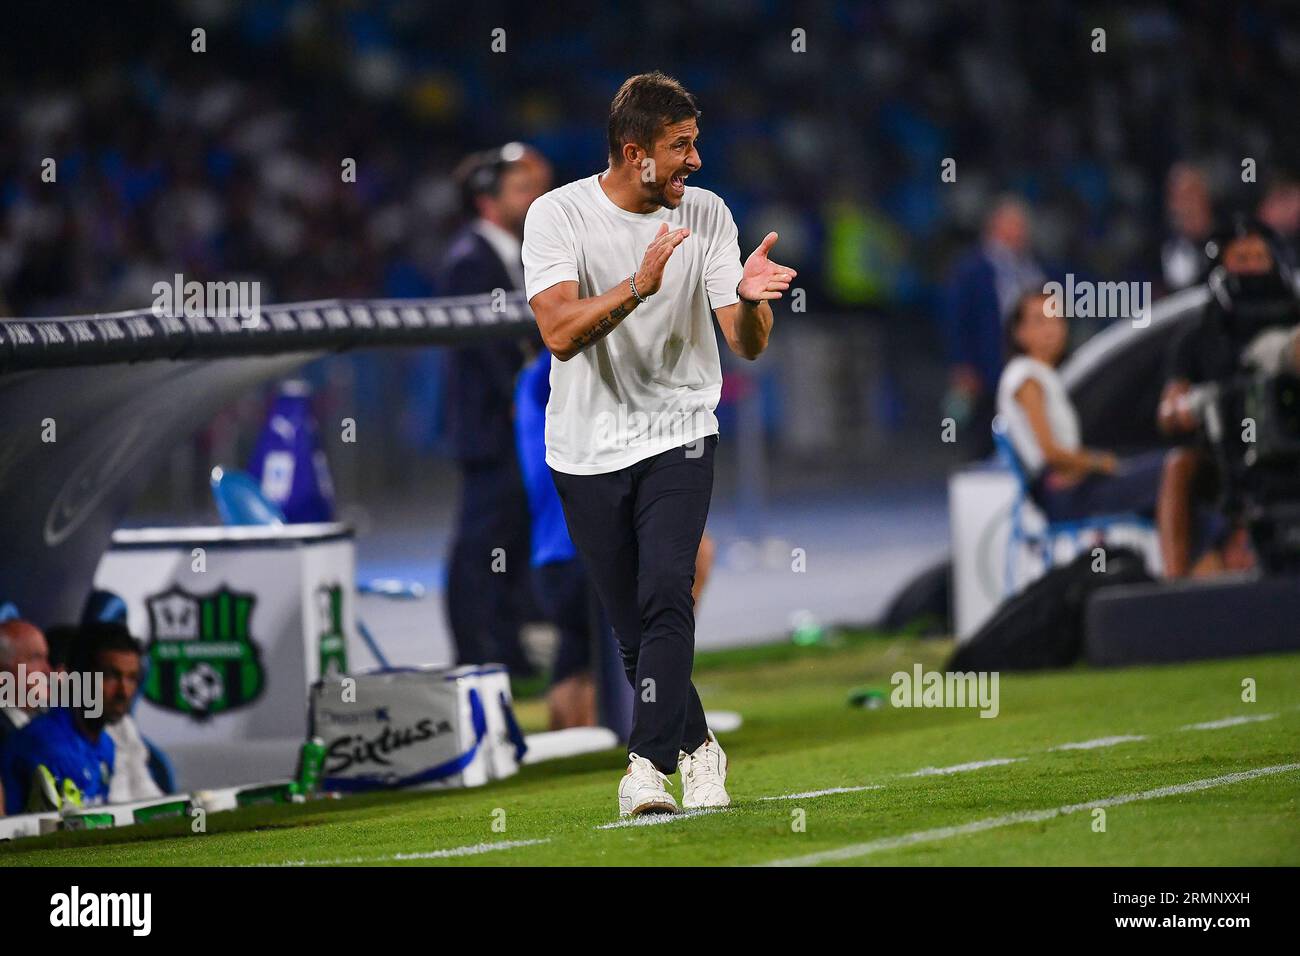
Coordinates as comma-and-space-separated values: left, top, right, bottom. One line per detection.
458, 142, 529, 217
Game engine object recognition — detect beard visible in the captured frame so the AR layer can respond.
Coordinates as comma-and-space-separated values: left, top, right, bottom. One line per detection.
645, 168, 690, 209
645, 179, 677, 209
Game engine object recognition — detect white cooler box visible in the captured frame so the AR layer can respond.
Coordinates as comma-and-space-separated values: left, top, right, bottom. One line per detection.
308, 665, 527, 792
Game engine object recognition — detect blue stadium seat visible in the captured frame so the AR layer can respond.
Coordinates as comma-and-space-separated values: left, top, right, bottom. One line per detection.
992, 416, 1153, 595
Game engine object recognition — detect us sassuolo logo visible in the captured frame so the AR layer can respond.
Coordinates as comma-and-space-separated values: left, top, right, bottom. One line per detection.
143, 585, 265, 719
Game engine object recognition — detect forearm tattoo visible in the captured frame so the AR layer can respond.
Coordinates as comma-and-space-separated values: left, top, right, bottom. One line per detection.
571, 303, 630, 350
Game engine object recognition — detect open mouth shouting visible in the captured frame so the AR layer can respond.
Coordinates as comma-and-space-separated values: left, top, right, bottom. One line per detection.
667, 170, 689, 200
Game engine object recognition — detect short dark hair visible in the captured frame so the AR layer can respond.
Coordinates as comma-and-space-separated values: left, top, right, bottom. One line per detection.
1205, 212, 1281, 268
43, 623, 78, 670
454, 142, 530, 217
69, 621, 141, 675
607, 72, 700, 165
1004, 290, 1052, 361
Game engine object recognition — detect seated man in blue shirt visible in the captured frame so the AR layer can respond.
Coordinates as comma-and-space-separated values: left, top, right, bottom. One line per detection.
515, 349, 601, 728
2, 622, 142, 814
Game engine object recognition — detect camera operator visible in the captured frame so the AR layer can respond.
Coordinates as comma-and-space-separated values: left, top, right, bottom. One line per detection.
1157, 216, 1300, 576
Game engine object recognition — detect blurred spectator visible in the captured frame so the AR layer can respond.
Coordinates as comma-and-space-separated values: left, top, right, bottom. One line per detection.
43, 625, 78, 672
1161, 163, 1215, 291
997, 291, 1186, 573
440, 144, 550, 673
106, 709, 166, 803
944, 196, 1044, 455
1256, 174, 1300, 270
1, 622, 140, 814
823, 195, 906, 308
0, 619, 51, 749
1157, 217, 1295, 576
81, 590, 169, 801
514, 348, 602, 728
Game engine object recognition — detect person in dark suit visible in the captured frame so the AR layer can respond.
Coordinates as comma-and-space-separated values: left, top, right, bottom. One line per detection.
440, 144, 552, 673
944, 196, 1045, 457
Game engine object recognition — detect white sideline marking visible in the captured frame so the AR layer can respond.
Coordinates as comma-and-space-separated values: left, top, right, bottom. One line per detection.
757, 758, 1019, 803
1051, 735, 1148, 751
750, 709, 1286, 805
1180, 714, 1276, 731
906, 757, 1023, 777
260, 838, 550, 867
759, 763, 1300, 867
596, 809, 723, 830
758, 785, 884, 801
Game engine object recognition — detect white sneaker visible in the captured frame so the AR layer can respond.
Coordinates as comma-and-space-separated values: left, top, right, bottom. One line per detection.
679, 731, 730, 810
618, 754, 680, 817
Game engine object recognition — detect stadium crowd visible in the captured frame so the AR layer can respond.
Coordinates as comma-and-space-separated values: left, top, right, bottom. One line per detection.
4, 1, 1298, 478
4, 1, 1298, 320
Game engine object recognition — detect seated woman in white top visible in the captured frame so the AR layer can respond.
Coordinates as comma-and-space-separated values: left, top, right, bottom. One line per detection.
996, 291, 1174, 526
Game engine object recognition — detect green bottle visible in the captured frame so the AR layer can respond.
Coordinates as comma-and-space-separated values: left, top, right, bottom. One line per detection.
236, 783, 297, 807
293, 737, 327, 797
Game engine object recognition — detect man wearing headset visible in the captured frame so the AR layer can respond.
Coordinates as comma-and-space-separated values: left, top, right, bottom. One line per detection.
439, 144, 553, 672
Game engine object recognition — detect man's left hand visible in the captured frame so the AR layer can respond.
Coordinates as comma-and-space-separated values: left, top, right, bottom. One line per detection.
737, 232, 797, 303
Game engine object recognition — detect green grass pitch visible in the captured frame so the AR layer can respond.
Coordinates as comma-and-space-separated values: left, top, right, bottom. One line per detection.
3, 635, 1298, 867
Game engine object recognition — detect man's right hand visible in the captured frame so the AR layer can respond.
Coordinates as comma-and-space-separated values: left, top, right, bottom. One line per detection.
530, 224, 690, 361
633, 223, 690, 298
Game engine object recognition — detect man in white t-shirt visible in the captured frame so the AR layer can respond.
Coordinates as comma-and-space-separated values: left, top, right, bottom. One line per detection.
523, 71, 795, 817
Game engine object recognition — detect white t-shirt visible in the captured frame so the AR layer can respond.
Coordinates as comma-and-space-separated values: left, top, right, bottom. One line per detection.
996, 355, 1081, 476
522, 172, 745, 474
106, 715, 164, 803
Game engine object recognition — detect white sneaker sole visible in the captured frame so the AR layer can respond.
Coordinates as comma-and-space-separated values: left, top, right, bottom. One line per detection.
619, 796, 680, 818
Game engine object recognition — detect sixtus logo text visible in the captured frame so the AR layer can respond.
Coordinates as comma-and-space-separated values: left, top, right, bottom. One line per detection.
325, 718, 454, 773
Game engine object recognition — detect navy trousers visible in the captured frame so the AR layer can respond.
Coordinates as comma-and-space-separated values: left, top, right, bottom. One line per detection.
446, 456, 537, 674
550, 436, 715, 772
1034, 449, 1166, 521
